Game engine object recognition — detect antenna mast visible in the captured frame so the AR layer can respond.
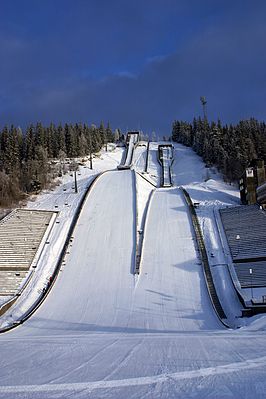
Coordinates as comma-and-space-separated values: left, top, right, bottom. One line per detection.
200, 96, 207, 120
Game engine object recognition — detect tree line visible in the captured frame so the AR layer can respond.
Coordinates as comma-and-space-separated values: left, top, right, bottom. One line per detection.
0, 122, 115, 206
172, 118, 266, 182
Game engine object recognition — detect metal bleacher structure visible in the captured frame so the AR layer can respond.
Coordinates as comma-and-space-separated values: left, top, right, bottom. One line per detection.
0, 209, 56, 298
220, 205, 266, 297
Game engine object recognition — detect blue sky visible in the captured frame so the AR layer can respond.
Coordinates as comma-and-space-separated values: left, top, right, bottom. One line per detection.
0, 0, 266, 135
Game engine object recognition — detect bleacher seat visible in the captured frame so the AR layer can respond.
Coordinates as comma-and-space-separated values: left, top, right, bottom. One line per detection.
220, 204, 266, 289
0, 209, 55, 296
234, 261, 266, 288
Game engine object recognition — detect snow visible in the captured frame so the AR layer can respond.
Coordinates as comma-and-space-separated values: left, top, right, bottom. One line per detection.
133, 187, 222, 331
132, 142, 147, 173
1, 143, 266, 398
171, 144, 246, 324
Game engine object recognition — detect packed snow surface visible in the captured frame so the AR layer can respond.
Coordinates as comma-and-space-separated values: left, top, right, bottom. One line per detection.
132, 142, 147, 173
1, 143, 266, 398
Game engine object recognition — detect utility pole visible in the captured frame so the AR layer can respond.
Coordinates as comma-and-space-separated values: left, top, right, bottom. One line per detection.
89, 131, 93, 170
200, 96, 208, 121
105, 134, 108, 152
74, 170, 78, 193
89, 151, 93, 170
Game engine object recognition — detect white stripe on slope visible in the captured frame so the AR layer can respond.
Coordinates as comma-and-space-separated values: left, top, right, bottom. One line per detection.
1, 354, 266, 393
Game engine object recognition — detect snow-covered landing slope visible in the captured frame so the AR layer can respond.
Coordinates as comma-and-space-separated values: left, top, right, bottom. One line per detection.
16, 170, 136, 335
132, 188, 222, 331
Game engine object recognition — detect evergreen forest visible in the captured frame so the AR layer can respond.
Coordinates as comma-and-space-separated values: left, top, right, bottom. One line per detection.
0, 122, 114, 206
2, 117, 266, 207
172, 118, 266, 182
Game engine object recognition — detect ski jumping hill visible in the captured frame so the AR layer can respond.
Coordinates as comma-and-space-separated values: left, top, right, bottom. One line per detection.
0, 143, 266, 398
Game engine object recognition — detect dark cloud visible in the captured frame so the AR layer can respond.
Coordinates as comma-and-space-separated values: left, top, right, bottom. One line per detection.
0, 0, 266, 134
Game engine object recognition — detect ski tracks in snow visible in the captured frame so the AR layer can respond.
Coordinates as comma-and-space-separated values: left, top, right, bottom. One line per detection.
102, 338, 144, 381
44, 338, 120, 384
